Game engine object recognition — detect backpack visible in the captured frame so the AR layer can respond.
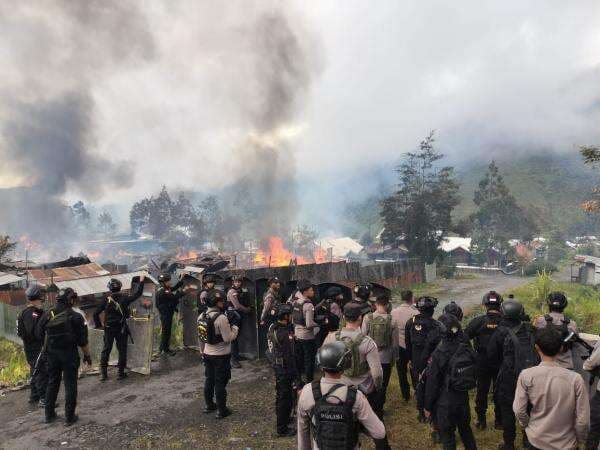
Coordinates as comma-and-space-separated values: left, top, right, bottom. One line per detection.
335, 331, 369, 378
409, 316, 429, 352
474, 314, 501, 353
292, 300, 306, 327
197, 312, 224, 345
366, 313, 393, 349
17, 306, 40, 345
446, 343, 478, 391
45, 309, 74, 348
311, 382, 358, 450
504, 324, 540, 375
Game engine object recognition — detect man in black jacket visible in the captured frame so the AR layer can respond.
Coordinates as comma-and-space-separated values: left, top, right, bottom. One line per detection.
94, 275, 145, 381
425, 314, 477, 450
156, 273, 190, 356
405, 296, 441, 422
17, 284, 48, 407
487, 300, 539, 450
463, 291, 503, 430
36, 288, 92, 426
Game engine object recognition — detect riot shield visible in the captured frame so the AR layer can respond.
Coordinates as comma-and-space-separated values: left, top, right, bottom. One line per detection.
180, 275, 201, 350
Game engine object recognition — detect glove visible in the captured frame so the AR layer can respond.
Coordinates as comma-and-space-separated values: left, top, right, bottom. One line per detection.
83, 354, 92, 365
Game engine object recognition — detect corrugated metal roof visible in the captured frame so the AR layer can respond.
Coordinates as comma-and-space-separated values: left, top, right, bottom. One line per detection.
316, 237, 364, 258
440, 237, 472, 253
0, 272, 24, 286
54, 271, 156, 297
28, 263, 110, 285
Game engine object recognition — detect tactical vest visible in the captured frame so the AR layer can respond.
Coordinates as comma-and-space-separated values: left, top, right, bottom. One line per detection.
335, 331, 369, 378
267, 323, 294, 368
46, 309, 74, 348
311, 382, 359, 450
474, 314, 501, 353
292, 300, 306, 327
366, 313, 393, 349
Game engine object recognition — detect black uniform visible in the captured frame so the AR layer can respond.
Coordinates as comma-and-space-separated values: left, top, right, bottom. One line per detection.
93, 282, 144, 375
425, 337, 477, 450
226, 287, 250, 362
487, 318, 537, 449
36, 303, 88, 422
314, 298, 341, 347
464, 310, 503, 426
156, 281, 186, 353
268, 321, 300, 435
17, 305, 48, 404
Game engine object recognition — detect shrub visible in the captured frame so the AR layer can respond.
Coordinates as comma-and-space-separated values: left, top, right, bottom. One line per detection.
523, 260, 557, 277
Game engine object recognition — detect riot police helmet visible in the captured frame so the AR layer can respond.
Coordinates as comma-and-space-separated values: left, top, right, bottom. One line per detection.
443, 301, 463, 321
482, 291, 503, 308
268, 276, 281, 286
438, 313, 462, 337
501, 300, 524, 320
107, 278, 122, 293
26, 284, 44, 301
416, 296, 438, 312
547, 292, 568, 311
205, 289, 225, 308
317, 341, 350, 373
325, 286, 343, 299
354, 283, 371, 302
274, 303, 293, 320
57, 288, 78, 304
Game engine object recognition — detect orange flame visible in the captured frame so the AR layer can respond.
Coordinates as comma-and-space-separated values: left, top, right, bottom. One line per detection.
253, 237, 330, 267
87, 251, 102, 260
176, 249, 199, 260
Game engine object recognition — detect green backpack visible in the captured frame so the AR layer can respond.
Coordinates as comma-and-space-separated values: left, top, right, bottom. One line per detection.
367, 313, 393, 349
335, 331, 369, 378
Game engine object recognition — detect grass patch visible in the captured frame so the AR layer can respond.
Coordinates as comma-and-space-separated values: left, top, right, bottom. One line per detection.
0, 337, 29, 387
509, 272, 600, 334
391, 281, 445, 304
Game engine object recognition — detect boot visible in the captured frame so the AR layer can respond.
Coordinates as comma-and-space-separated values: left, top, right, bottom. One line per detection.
216, 408, 232, 419
431, 431, 440, 444
65, 415, 79, 426
231, 359, 242, 369
203, 403, 217, 414
100, 367, 108, 382
117, 371, 128, 380
498, 444, 515, 450
45, 412, 58, 424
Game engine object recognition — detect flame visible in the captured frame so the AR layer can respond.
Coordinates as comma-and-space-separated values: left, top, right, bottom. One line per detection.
253, 237, 330, 267
87, 251, 101, 260
176, 248, 199, 260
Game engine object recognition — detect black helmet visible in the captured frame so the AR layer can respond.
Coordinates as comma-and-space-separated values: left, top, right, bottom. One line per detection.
274, 303, 293, 319
268, 276, 281, 285
443, 301, 463, 321
354, 283, 371, 301
501, 300, 524, 320
547, 292, 567, 311
438, 313, 462, 337
325, 286, 343, 299
317, 341, 350, 373
483, 291, 503, 308
416, 296, 438, 312
158, 273, 171, 284
107, 278, 122, 293
57, 288, 77, 303
26, 284, 43, 301
206, 289, 225, 308
203, 274, 216, 284
231, 275, 243, 282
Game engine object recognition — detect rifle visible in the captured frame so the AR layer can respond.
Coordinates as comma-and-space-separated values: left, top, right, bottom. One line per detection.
564, 331, 600, 385
32, 335, 48, 378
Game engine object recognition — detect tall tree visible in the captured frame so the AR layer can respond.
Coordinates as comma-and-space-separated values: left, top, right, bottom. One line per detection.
148, 186, 173, 238
97, 212, 117, 236
380, 131, 460, 263
0, 235, 16, 262
580, 145, 600, 213
469, 161, 537, 264
71, 201, 91, 232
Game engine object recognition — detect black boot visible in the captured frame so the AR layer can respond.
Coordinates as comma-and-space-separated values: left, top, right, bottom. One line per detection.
100, 367, 108, 382
65, 415, 78, 426
117, 371, 128, 380
216, 408, 232, 419
203, 403, 217, 414
45, 412, 58, 424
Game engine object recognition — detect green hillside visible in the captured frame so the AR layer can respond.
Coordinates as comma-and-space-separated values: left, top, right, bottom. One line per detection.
454, 152, 600, 236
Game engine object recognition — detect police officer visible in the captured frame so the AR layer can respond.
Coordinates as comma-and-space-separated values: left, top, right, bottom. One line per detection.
198, 274, 216, 316
362, 295, 399, 418
156, 273, 190, 356
260, 277, 283, 327
583, 338, 600, 450
392, 289, 418, 402
198, 289, 238, 419
324, 302, 383, 411
533, 291, 578, 369
464, 291, 503, 430
354, 283, 373, 311
36, 288, 92, 425
297, 341, 389, 450
226, 275, 250, 369
425, 313, 478, 450
93, 275, 145, 381
292, 279, 319, 383
314, 286, 343, 346
443, 301, 463, 321
487, 300, 539, 450
267, 303, 299, 437
17, 284, 48, 407
405, 296, 441, 422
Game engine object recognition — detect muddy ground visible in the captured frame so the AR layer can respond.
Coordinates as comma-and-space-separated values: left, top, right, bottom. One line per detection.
0, 273, 532, 450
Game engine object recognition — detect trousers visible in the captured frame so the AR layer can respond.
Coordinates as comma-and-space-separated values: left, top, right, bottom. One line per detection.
275, 372, 294, 433
295, 339, 316, 383
203, 354, 231, 412
231, 319, 243, 361
587, 393, 600, 450
100, 327, 128, 372
437, 397, 477, 450
375, 363, 393, 418
159, 311, 174, 352
497, 385, 517, 447
396, 347, 412, 401
475, 366, 501, 424
45, 349, 79, 420
25, 345, 48, 402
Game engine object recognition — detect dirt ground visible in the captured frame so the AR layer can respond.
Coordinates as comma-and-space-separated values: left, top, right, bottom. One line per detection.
0, 273, 533, 450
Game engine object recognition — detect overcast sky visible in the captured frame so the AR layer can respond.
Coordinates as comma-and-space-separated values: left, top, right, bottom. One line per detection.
1, 1, 600, 208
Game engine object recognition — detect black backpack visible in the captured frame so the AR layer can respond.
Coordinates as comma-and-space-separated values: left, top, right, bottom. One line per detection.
474, 314, 501, 353
45, 309, 74, 348
504, 324, 540, 375
197, 312, 224, 345
311, 382, 358, 450
409, 316, 429, 352
292, 300, 306, 327
446, 343, 478, 391
17, 306, 41, 345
